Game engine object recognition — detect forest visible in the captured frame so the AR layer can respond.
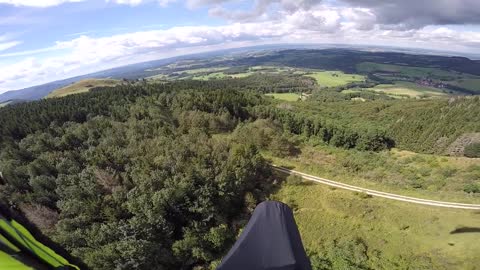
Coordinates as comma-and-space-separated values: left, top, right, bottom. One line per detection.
0, 76, 479, 269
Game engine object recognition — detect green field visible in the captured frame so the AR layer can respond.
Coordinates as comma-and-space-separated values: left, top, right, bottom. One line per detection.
192, 71, 254, 80
264, 144, 480, 204
249, 65, 299, 73
147, 73, 169, 80
306, 71, 365, 87
371, 81, 447, 98
229, 72, 254, 78
449, 78, 480, 92
357, 62, 480, 94
273, 180, 480, 270
192, 72, 229, 80
46, 79, 121, 98
356, 62, 458, 79
150, 65, 306, 82
176, 66, 266, 81
265, 93, 301, 101
182, 67, 229, 74
341, 81, 448, 99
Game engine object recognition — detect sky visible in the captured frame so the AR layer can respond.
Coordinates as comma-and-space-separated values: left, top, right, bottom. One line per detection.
1, 0, 480, 93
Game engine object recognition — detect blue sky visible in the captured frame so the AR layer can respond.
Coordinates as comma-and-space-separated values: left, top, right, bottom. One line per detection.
1, 0, 480, 93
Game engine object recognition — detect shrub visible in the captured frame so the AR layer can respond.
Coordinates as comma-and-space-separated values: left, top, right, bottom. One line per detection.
439, 167, 457, 178
270, 136, 298, 157
463, 183, 480, 193
309, 253, 332, 270
286, 174, 303, 185
464, 143, 480, 158
355, 192, 372, 199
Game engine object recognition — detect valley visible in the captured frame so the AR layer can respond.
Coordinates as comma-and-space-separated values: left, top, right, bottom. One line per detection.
0, 49, 479, 270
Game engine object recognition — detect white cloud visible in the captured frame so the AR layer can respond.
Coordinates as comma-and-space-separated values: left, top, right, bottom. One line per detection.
340, 0, 480, 28
1, 1, 480, 93
0, 34, 21, 52
0, 0, 84, 7
0, 0, 176, 7
108, 0, 145, 5
0, 23, 287, 92
0, 41, 21, 51
186, 0, 230, 9
107, 0, 176, 6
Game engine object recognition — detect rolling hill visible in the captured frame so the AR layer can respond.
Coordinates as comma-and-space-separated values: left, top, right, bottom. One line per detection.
2, 45, 480, 104
46, 79, 122, 98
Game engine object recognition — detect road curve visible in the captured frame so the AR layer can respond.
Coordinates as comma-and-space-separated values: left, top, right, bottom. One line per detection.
272, 165, 480, 210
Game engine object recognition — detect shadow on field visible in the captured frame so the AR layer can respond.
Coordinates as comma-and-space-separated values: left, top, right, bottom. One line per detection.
450, 227, 480, 234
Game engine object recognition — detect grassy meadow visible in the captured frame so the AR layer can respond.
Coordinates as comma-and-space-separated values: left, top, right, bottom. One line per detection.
191, 71, 254, 80
371, 81, 447, 98
272, 179, 480, 270
264, 143, 480, 204
356, 62, 480, 94
306, 71, 365, 87
46, 79, 121, 98
356, 62, 458, 79
449, 78, 480, 92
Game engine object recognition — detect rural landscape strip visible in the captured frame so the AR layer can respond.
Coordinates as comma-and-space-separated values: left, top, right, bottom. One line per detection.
272, 165, 480, 210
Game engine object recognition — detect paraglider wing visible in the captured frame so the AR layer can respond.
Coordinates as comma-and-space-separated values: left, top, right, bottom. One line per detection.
217, 201, 312, 270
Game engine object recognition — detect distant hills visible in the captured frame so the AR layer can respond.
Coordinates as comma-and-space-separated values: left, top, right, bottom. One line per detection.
2, 44, 480, 103
0, 58, 174, 103
0, 46, 268, 103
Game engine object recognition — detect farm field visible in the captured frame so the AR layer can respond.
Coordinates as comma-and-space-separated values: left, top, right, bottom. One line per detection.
192, 72, 229, 80
191, 71, 254, 80
356, 62, 459, 79
182, 67, 229, 74
273, 178, 480, 270
356, 62, 480, 94
249, 65, 300, 73
191, 66, 298, 80
46, 79, 121, 98
305, 71, 365, 87
371, 81, 448, 98
449, 78, 480, 92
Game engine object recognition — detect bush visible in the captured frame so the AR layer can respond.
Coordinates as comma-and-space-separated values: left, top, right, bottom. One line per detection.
463, 183, 480, 193
270, 135, 298, 157
464, 143, 480, 158
309, 253, 332, 270
286, 174, 303, 185
354, 192, 372, 199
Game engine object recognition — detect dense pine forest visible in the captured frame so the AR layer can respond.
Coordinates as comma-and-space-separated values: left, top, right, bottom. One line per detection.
0, 77, 479, 269
0, 82, 277, 269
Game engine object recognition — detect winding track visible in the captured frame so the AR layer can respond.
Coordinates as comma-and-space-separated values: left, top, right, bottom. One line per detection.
272, 165, 480, 210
